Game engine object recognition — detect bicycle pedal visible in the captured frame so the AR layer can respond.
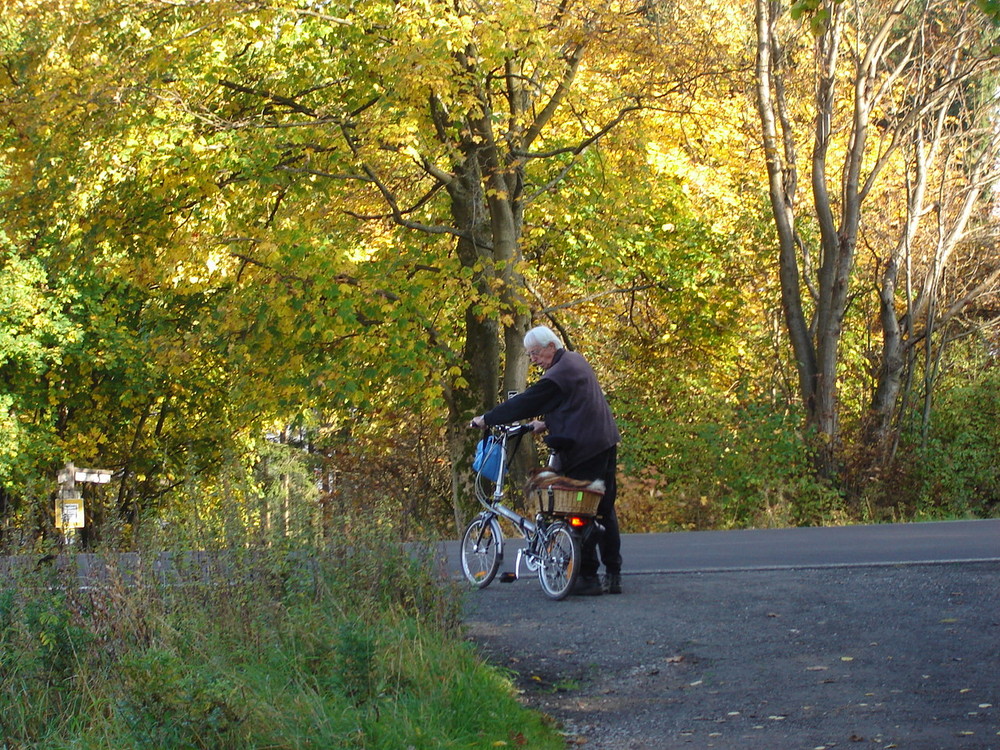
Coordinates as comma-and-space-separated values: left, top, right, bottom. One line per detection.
499, 572, 518, 583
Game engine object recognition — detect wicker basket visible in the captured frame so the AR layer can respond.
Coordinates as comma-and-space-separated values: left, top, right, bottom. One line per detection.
529, 484, 603, 517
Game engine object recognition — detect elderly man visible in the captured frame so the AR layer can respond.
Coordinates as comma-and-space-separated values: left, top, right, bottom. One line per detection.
472, 325, 622, 595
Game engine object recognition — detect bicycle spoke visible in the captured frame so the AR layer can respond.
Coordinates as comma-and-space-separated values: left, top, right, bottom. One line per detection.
537, 521, 579, 600
460, 516, 503, 588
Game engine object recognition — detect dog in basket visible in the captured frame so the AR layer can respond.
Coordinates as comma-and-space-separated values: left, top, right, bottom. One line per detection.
523, 468, 605, 496
523, 469, 605, 517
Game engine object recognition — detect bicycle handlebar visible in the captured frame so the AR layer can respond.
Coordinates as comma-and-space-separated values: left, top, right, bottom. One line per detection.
469, 421, 535, 437
504, 423, 535, 437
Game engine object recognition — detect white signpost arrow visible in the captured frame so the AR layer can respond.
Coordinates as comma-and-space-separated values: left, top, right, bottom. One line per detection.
55, 462, 114, 537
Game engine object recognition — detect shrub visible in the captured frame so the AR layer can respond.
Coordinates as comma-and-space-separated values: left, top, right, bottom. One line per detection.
903, 372, 1000, 519
618, 397, 845, 530
0, 527, 563, 749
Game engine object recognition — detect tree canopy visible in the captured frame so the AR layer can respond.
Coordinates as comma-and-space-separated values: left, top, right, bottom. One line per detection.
2, 0, 999, 544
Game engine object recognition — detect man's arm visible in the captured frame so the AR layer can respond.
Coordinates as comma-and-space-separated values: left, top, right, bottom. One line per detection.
473, 379, 563, 427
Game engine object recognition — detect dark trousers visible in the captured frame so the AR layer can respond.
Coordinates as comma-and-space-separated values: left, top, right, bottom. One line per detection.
562, 444, 621, 578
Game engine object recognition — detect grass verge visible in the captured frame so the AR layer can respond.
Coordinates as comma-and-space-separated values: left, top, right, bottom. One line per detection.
0, 536, 564, 749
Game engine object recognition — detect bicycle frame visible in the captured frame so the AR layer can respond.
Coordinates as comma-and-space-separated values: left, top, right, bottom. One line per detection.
474, 423, 539, 536
462, 423, 590, 599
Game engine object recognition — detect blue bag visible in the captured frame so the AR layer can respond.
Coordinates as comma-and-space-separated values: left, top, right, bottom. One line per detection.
472, 436, 503, 482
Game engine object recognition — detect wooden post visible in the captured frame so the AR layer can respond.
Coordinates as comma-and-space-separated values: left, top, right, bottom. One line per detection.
56, 462, 81, 544
55, 462, 111, 544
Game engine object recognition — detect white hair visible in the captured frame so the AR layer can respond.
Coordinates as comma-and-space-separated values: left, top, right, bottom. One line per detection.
523, 325, 564, 350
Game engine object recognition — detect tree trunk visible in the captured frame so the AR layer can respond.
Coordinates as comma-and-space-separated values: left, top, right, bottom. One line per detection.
864, 7, 1000, 473
754, 0, 825, 467
443, 146, 501, 532
754, 0, 919, 483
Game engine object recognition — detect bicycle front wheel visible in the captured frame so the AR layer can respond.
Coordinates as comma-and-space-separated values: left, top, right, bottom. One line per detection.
537, 520, 579, 600
460, 515, 504, 588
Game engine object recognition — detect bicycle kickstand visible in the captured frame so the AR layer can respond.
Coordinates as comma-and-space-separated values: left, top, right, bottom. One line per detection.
499, 550, 524, 583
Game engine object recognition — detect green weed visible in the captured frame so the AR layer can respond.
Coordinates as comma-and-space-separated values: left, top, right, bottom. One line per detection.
0, 534, 563, 750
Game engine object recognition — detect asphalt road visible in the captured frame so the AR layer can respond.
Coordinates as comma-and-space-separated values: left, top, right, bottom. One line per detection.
453, 520, 1000, 750
441, 518, 1000, 580
613, 518, 1000, 573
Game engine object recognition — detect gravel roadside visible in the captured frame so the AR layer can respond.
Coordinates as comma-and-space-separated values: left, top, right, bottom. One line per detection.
462, 562, 1000, 750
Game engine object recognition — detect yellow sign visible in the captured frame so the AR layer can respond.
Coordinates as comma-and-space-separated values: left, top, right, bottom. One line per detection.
55, 497, 86, 529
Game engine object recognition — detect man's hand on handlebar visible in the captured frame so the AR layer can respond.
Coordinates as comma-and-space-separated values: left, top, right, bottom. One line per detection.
470, 416, 545, 433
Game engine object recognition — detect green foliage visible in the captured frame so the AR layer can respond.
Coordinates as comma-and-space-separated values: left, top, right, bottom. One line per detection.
618, 393, 845, 531
3, 0, 999, 541
901, 370, 1000, 520
789, 0, 845, 35
118, 647, 246, 749
0, 577, 93, 742
0, 0, 476, 530
975, 0, 1000, 25
714, 407, 846, 528
0, 249, 79, 489
0, 521, 563, 748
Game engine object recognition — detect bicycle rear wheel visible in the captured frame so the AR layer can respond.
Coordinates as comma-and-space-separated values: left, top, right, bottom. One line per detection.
460, 515, 503, 588
537, 520, 579, 600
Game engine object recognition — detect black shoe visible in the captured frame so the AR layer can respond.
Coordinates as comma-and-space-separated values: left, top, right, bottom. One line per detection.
604, 574, 622, 595
573, 575, 603, 596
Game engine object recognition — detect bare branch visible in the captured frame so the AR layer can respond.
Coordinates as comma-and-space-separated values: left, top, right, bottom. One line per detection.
536, 282, 667, 315
516, 104, 643, 159
356, 164, 480, 240
290, 8, 353, 26
218, 79, 317, 117
521, 41, 588, 150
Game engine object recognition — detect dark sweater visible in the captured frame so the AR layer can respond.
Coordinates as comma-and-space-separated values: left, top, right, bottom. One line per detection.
483, 349, 619, 470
